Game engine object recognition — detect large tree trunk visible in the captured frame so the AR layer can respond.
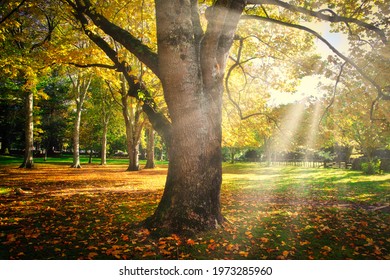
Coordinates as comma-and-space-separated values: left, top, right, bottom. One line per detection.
20, 90, 34, 168
145, 1, 244, 234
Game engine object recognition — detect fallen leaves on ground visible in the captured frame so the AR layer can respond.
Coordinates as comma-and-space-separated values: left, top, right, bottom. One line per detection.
0, 164, 389, 260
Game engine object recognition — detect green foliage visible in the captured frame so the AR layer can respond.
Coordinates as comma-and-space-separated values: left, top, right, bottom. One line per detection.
317, 150, 334, 161
361, 160, 382, 175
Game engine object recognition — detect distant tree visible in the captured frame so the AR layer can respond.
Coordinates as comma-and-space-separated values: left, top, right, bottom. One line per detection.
144, 125, 156, 169
0, 0, 60, 168
39, 72, 71, 157
0, 78, 25, 154
68, 69, 92, 168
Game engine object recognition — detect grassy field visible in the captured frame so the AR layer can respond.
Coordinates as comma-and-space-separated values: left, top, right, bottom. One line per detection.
0, 156, 389, 260
0, 154, 168, 166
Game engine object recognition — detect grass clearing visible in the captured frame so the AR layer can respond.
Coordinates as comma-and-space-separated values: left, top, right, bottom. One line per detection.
0, 158, 389, 259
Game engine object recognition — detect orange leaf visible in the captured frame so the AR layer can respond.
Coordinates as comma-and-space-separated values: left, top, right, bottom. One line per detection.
360, 221, 368, 227
134, 246, 144, 252
260, 237, 269, 243
88, 252, 98, 259
239, 251, 249, 257
7, 234, 16, 242
374, 246, 382, 255
321, 246, 332, 252
142, 251, 157, 258
186, 239, 195, 246
365, 238, 374, 246
121, 234, 129, 241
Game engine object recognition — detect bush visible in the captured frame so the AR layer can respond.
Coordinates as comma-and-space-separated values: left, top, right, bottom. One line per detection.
361, 160, 382, 175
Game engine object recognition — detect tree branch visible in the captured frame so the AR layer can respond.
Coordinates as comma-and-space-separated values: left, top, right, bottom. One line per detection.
72, 0, 160, 77
319, 62, 346, 126
0, 0, 27, 25
69, 63, 117, 69
246, 0, 387, 43
225, 36, 282, 131
242, 15, 386, 111
68, 2, 172, 145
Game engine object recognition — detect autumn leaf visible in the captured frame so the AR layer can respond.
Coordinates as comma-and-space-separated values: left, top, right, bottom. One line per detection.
88, 252, 98, 259
207, 243, 217, 251
134, 246, 144, 252
121, 234, 129, 241
142, 251, 157, 258
245, 231, 253, 239
360, 221, 368, 227
364, 238, 374, 246
259, 237, 269, 243
186, 239, 195, 246
7, 234, 16, 243
239, 251, 249, 257
322, 246, 332, 252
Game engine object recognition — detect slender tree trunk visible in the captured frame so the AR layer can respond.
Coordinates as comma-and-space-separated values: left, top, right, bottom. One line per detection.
122, 98, 140, 171
120, 80, 144, 171
345, 145, 353, 169
20, 90, 34, 168
101, 122, 108, 165
69, 73, 91, 168
88, 149, 93, 164
145, 127, 155, 169
71, 108, 82, 168
230, 148, 236, 164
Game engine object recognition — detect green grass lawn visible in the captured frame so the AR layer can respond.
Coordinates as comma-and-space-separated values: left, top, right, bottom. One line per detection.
0, 158, 389, 260
0, 154, 169, 167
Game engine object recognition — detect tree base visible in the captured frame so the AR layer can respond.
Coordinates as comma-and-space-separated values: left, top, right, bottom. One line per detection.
70, 164, 82, 168
144, 161, 155, 169
143, 209, 225, 236
126, 165, 140, 171
19, 161, 34, 169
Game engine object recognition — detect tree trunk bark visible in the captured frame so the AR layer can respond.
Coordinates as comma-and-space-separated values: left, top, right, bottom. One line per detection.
88, 149, 93, 164
69, 73, 91, 168
121, 94, 141, 171
230, 148, 236, 164
101, 121, 108, 165
126, 137, 140, 171
145, 127, 155, 169
145, 0, 244, 234
71, 108, 82, 168
20, 90, 34, 168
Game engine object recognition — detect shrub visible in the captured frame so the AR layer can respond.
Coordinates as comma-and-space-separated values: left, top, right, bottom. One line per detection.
361, 159, 382, 175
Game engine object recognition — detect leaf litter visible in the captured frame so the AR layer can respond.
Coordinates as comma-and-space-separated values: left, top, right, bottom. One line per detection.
0, 164, 389, 260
